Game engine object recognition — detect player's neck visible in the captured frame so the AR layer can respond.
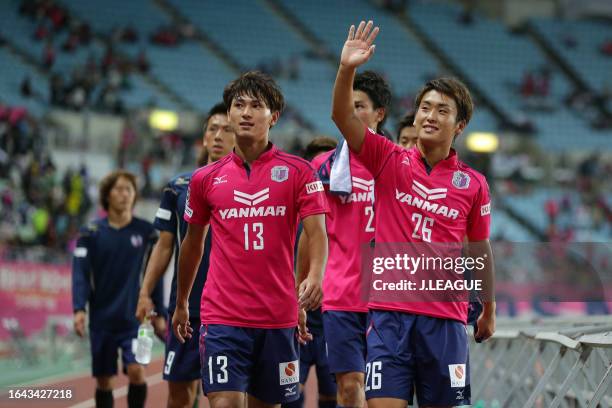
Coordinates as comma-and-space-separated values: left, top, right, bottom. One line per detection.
107, 208, 132, 229
234, 136, 269, 165
417, 141, 452, 168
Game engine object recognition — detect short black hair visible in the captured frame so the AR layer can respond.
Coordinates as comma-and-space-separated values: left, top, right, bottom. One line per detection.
204, 102, 227, 131
414, 77, 473, 125
223, 71, 285, 114
396, 112, 415, 142
353, 70, 392, 131
304, 136, 338, 161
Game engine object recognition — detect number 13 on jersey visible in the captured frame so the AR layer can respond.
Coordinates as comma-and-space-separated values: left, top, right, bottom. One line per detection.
243, 222, 264, 250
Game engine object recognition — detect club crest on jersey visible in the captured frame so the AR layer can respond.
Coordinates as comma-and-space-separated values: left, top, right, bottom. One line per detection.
130, 234, 143, 248
452, 171, 470, 189
271, 166, 289, 182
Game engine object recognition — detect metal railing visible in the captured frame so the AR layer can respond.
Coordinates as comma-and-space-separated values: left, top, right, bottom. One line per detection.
471, 316, 612, 408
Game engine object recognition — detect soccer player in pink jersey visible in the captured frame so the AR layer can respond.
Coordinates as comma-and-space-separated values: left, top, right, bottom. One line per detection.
172, 71, 329, 408
304, 71, 391, 408
331, 21, 496, 408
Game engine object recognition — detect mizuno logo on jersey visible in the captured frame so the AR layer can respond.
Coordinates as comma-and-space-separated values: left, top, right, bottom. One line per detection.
395, 189, 459, 219
213, 175, 228, 185
412, 180, 447, 200
233, 188, 269, 206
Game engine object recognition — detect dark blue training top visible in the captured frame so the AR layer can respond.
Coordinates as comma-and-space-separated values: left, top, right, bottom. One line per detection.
72, 217, 165, 331
153, 171, 212, 318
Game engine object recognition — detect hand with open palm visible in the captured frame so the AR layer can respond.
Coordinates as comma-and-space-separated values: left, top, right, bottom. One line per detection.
340, 20, 380, 69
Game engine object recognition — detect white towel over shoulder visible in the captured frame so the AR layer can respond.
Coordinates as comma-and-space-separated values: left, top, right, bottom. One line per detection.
329, 139, 352, 195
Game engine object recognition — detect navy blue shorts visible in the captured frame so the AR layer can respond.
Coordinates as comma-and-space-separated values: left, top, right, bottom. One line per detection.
163, 315, 201, 381
299, 333, 336, 396
366, 310, 470, 406
200, 324, 300, 404
89, 327, 138, 377
322, 311, 368, 374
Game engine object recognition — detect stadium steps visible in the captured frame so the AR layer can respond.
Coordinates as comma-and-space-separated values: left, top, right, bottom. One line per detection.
153, 0, 242, 74
262, 0, 336, 64
371, 1, 518, 131
0, 38, 48, 80
524, 21, 612, 120
55, 1, 194, 111
498, 200, 547, 241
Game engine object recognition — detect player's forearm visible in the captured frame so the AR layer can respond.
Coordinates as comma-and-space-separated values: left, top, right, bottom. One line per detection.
469, 240, 495, 304
176, 225, 207, 308
139, 234, 174, 297
71, 266, 90, 311
304, 226, 328, 284
332, 65, 364, 152
295, 232, 310, 289
482, 301, 496, 317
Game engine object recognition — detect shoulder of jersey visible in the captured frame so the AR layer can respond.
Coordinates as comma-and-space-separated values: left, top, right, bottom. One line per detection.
79, 219, 102, 236
132, 216, 155, 229
276, 150, 316, 171
312, 149, 335, 166
457, 161, 488, 190
170, 171, 192, 187
192, 155, 232, 181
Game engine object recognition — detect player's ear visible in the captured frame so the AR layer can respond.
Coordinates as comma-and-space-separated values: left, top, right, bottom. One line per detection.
454, 120, 466, 139
269, 111, 280, 128
375, 107, 385, 125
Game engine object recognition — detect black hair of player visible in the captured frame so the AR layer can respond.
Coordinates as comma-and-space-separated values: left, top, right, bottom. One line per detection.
204, 102, 227, 131
223, 71, 285, 114
304, 136, 338, 161
353, 70, 392, 132
414, 77, 473, 125
396, 112, 416, 142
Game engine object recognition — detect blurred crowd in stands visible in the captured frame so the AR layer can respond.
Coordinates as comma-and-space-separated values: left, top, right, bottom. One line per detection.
16, 0, 198, 114
0, 104, 92, 253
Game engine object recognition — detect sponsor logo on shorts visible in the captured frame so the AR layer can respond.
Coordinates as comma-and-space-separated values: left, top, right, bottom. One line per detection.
456, 389, 465, 400
279, 360, 299, 385
284, 384, 297, 397
449, 364, 466, 388
305, 181, 324, 194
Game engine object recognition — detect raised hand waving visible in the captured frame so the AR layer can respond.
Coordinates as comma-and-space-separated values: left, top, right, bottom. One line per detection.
340, 20, 380, 68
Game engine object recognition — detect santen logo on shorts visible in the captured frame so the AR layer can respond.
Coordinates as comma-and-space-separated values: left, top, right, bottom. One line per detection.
448, 364, 467, 388
279, 360, 299, 385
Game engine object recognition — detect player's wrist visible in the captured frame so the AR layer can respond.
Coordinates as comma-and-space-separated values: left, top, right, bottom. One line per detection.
138, 291, 151, 299
482, 301, 496, 316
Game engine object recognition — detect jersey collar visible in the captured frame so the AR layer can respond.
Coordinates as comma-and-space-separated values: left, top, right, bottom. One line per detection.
409, 146, 459, 171
231, 143, 277, 166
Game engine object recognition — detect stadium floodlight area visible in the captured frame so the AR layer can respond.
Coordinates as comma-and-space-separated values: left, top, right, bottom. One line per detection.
470, 316, 612, 407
